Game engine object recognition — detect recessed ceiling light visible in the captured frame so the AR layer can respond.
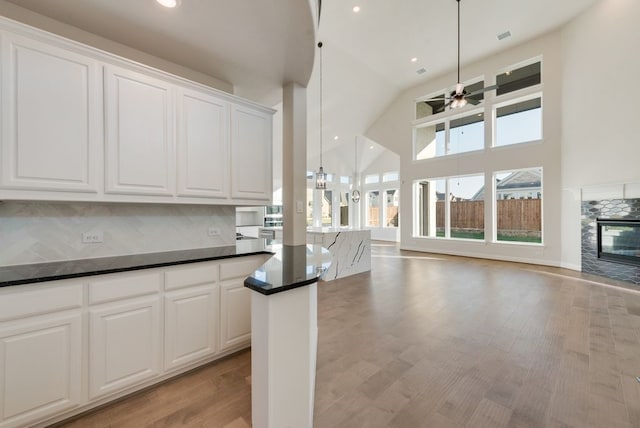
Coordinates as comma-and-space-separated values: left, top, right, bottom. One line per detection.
505, 70, 512, 76
369, 145, 374, 149
157, 0, 179, 8
334, 136, 339, 140
353, 6, 361, 13
411, 57, 418, 63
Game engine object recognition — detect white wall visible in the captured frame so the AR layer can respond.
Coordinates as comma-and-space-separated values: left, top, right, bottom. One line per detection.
0, 202, 236, 266
560, 0, 640, 270
367, 31, 564, 266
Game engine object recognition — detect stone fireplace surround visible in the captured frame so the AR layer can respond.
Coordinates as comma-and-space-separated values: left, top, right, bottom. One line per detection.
582, 197, 640, 285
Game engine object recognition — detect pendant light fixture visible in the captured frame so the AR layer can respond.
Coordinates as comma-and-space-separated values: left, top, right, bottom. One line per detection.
315, 41, 327, 190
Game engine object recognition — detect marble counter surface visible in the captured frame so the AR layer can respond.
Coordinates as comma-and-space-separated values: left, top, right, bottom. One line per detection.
0, 239, 273, 287
306, 228, 371, 280
244, 244, 332, 295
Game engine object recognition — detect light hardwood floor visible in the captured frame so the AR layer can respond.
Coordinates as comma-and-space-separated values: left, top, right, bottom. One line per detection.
55, 243, 640, 427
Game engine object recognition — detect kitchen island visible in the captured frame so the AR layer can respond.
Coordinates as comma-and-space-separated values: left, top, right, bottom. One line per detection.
306, 228, 371, 280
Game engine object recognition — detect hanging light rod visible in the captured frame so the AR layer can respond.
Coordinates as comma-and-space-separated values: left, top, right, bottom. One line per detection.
315, 41, 327, 190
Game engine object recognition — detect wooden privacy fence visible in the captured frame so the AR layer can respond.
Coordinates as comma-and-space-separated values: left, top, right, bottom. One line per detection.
436, 199, 541, 231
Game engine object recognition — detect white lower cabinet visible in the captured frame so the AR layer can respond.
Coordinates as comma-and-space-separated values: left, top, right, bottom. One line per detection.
0, 255, 266, 426
220, 279, 252, 351
164, 284, 218, 371
218, 256, 267, 352
88, 296, 162, 400
0, 313, 82, 428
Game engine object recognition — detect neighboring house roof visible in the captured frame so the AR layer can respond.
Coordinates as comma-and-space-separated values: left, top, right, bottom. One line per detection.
472, 170, 542, 200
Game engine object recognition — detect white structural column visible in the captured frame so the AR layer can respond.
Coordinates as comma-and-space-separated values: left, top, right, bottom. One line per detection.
282, 82, 308, 245
251, 284, 318, 428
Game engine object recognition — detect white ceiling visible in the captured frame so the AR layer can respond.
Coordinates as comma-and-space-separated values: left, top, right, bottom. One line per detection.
312, 0, 599, 159
6, 0, 599, 169
5, 0, 317, 104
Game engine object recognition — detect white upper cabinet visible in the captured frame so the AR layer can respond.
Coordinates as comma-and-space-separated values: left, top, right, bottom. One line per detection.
230, 104, 272, 201
104, 65, 175, 196
176, 87, 229, 199
0, 33, 100, 192
0, 18, 273, 205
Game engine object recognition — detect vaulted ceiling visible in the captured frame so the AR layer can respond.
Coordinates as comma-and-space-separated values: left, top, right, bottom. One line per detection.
3, 0, 600, 169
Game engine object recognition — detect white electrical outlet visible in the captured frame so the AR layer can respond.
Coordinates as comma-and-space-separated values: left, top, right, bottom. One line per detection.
82, 231, 103, 243
207, 227, 221, 237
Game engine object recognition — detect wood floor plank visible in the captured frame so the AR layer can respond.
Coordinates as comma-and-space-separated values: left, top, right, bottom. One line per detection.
54, 243, 640, 428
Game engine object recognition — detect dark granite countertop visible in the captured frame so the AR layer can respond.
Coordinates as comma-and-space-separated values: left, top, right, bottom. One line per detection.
244, 244, 332, 295
0, 239, 274, 287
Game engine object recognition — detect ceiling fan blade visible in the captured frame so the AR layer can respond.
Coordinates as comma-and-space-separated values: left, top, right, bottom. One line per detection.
467, 84, 499, 96
467, 97, 480, 105
424, 98, 448, 102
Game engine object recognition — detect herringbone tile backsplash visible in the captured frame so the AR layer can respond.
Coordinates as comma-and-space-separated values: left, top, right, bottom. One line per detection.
0, 202, 236, 266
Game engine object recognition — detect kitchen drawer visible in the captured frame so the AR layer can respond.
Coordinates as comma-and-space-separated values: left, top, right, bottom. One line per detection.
0, 281, 83, 322
89, 271, 162, 305
164, 262, 218, 291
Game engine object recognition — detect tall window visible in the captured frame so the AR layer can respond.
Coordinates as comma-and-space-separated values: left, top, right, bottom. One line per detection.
384, 189, 399, 227
415, 122, 445, 160
449, 175, 485, 240
495, 96, 542, 146
416, 175, 484, 240
495, 168, 542, 243
449, 113, 484, 155
322, 190, 332, 226
366, 191, 380, 227
416, 179, 446, 238
340, 192, 349, 226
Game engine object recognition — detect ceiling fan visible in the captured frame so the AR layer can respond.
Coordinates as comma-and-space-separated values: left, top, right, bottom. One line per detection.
425, 0, 498, 110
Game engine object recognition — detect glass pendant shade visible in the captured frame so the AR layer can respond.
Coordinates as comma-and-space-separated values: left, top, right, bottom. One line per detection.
315, 166, 327, 189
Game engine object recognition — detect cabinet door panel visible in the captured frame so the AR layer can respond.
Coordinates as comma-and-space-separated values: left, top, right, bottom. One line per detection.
89, 297, 161, 399
230, 105, 272, 201
220, 279, 251, 351
177, 89, 229, 198
1, 35, 99, 192
104, 66, 174, 196
0, 313, 82, 427
164, 285, 218, 371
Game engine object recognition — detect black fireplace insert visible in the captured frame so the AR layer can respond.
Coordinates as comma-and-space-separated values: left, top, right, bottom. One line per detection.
597, 218, 640, 266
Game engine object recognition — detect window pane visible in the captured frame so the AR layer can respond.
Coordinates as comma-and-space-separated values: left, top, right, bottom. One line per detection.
383, 171, 399, 182
322, 190, 332, 226
384, 189, 399, 228
306, 188, 313, 226
449, 113, 484, 154
465, 80, 485, 104
495, 168, 542, 243
495, 97, 542, 146
340, 192, 349, 226
416, 179, 445, 237
415, 122, 445, 160
365, 174, 379, 184
367, 191, 380, 227
416, 95, 445, 119
449, 175, 485, 240
496, 61, 541, 96
340, 175, 350, 184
